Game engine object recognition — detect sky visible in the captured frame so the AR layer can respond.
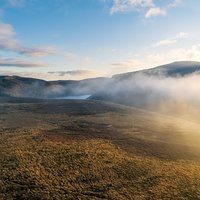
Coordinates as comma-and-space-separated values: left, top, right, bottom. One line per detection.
0, 0, 200, 80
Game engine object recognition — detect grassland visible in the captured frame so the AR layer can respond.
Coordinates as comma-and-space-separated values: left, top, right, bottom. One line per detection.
1, 99, 200, 199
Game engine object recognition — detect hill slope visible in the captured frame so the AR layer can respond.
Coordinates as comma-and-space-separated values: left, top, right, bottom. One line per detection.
0, 75, 108, 98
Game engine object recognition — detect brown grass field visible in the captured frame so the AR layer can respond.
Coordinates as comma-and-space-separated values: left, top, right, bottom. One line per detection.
1, 98, 200, 199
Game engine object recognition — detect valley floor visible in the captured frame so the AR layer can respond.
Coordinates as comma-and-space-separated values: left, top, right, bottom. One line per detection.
1, 99, 200, 199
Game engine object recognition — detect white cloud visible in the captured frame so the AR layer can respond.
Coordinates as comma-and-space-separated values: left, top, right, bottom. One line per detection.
110, 0, 153, 14
153, 39, 177, 47
145, 7, 166, 18
109, 44, 200, 75
147, 45, 200, 65
177, 32, 189, 39
0, 22, 56, 57
0, 69, 103, 81
0, 58, 47, 68
19, 46, 56, 57
111, 59, 145, 68
0, 23, 15, 38
109, 0, 183, 17
48, 70, 96, 77
153, 32, 190, 47
170, 0, 183, 8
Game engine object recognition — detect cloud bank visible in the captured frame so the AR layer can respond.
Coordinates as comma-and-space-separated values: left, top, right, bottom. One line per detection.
0, 58, 47, 68
48, 70, 96, 77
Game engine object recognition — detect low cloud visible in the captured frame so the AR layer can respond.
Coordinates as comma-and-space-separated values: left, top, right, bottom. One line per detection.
48, 70, 95, 77
111, 59, 145, 68
145, 7, 166, 18
19, 46, 56, 57
97, 73, 200, 117
0, 69, 102, 81
0, 58, 47, 68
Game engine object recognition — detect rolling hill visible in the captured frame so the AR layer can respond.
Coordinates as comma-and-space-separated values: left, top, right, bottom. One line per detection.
0, 75, 108, 98
1, 61, 200, 99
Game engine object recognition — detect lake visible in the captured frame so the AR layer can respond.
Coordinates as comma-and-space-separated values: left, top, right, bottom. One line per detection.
55, 95, 91, 100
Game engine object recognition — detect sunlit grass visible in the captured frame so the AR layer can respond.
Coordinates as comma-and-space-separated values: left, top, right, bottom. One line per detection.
1, 100, 200, 199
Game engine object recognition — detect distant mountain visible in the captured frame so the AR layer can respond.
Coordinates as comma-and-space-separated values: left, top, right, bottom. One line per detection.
1, 61, 200, 99
113, 61, 200, 80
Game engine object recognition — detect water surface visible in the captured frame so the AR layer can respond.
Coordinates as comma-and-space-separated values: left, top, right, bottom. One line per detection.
55, 95, 91, 100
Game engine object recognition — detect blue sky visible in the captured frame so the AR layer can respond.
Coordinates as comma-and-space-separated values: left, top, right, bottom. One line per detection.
0, 0, 200, 80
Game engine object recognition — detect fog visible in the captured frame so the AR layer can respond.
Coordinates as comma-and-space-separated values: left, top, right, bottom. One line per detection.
2, 71, 200, 123
107, 73, 200, 105
92, 73, 200, 122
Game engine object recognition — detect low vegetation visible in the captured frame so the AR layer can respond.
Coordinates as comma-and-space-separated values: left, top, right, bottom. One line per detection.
1, 99, 200, 199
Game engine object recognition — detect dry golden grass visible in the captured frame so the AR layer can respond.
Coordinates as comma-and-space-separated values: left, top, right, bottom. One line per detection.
1, 99, 200, 199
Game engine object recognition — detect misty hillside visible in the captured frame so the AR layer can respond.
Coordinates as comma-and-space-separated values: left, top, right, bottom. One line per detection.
113, 61, 200, 80
0, 75, 108, 98
1, 61, 200, 99
90, 61, 200, 112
